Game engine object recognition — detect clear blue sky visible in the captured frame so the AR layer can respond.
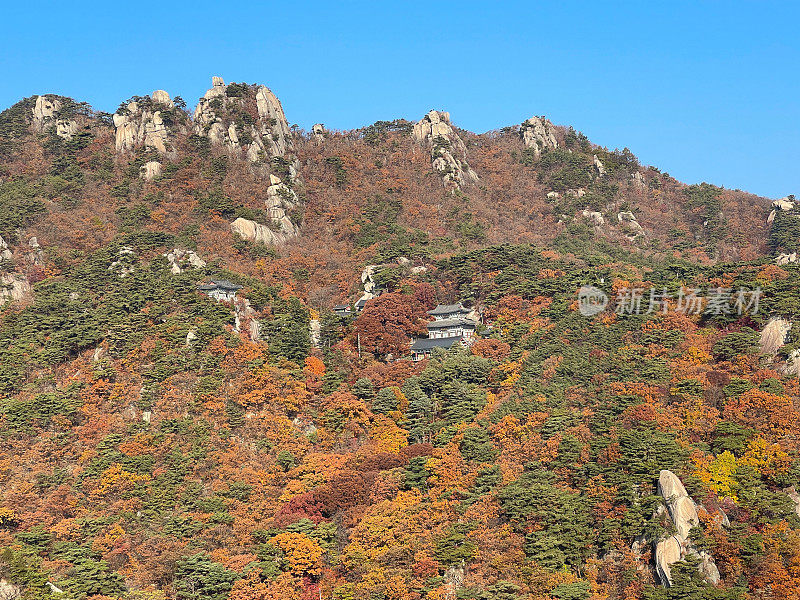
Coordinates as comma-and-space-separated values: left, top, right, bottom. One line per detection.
2, 1, 797, 198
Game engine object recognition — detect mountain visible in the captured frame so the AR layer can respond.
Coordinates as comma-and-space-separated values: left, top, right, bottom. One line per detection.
0, 77, 799, 600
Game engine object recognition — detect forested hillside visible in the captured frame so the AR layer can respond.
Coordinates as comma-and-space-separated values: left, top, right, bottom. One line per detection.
0, 79, 798, 600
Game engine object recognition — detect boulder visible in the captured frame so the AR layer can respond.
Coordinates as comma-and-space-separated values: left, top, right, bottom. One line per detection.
767, 209, 776, 224
26, 237, 43, 266
760, 317, 792, 355
412, 110, 478, 190
108, 246, 136, 278
520, 116, 558, 158
151, 89, 174, 107
785, 349, 800, 377
310, 318, 321, 347
546, 191, 560, 199
140, 161, 162, 181
231, 217, 289, 246
0, 578, 21, 600
632, 171, 646, 190
776, 252, 797, 265
773, 197, 795, 211
265, 176, 300, 238
784, 486, 800, 517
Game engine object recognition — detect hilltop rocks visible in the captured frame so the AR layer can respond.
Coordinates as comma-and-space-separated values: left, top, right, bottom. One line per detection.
412, 110, 478, 190
32, 95, 77, 139
140, 161, 162, 181
312, 123, 325, 143
654, 470, 720, 587
520, 116, 558, 158
193, 77, 294, 164
760, 317, 792, 355
113, 90, 175, 154
164, 248, 206, 274
773, 197, 795, 211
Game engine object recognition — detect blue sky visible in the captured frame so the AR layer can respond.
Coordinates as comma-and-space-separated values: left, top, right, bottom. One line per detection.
2, 1, 797, 198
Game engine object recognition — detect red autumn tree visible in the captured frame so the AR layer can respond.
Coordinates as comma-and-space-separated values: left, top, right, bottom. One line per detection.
353, 292, 429, 357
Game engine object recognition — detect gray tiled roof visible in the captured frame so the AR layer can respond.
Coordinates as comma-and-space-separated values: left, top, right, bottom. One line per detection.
427, 318, 477, 329
428, 303, 469, 316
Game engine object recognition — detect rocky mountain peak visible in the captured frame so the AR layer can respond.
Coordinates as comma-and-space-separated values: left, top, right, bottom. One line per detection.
193, 76, 294, 166
112, 89, 180, 154
412, 109, 478, 190
32, 95, 78, 140
520, 115, 558, 158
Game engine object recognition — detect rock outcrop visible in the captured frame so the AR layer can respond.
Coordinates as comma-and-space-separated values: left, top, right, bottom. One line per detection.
0, 273, 32, 303
0, 578, 21, 600
193, 77, 294, 165
776, 252, 797, 265
760, 317, 792, 355
773, 197, 795, 211
519, 116, 558, 158
412, 110, 478, 190
617, 211, 644, 239
593, 155, 607, 177
32, 95, 77, 139
108, 246, 136, 278
654, 470, 720, 587
312, 123, 326, 143
632, 171, 647, 191
26, 237, 43, 266
582, 208, 605, 226
231, 217, 291, 246
265, 174, 300, 238
164, 248, 206, 274
113, 91, 176, 154
140, 161, 162, 181
0, 235, 12, 262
